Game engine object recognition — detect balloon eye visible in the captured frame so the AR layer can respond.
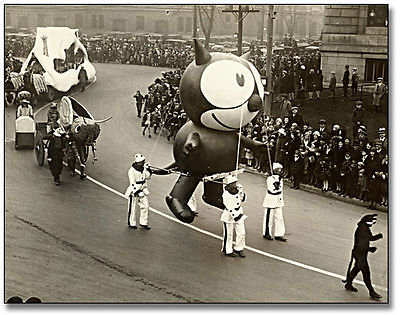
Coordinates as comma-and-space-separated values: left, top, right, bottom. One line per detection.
236, 73, 245, 86
75, 125, 81, 133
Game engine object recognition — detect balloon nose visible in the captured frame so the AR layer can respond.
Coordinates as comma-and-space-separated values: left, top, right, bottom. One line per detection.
247, 93, 262, 112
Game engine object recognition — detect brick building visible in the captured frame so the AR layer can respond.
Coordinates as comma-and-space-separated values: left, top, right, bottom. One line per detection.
320, 4, 388, 84
5, 4, 324, 43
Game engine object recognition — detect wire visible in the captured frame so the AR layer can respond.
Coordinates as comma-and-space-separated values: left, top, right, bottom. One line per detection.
235, 103, 244, 177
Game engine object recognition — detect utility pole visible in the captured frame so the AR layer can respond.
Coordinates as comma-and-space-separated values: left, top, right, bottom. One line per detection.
260, 6, 265, 45
193, 5, 198, 38
264, 5, 274, 116
222, 5, 259, 55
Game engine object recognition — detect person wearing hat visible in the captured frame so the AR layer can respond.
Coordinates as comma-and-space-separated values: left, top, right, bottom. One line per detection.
329, 71, 337, 100
16, 96, 33, 119
376, 127, 387, 152
351, 68, 359, 96
48, 126, 66, 186
351, 101, 365, 138
318, 118, 327, 135
125, 154, 152, 229
220, 175, 247, 257
125, 154, 168, 229
372, 77, 387, 113
342, 65, 350, 97
262, 163, 287, 242
279, 93, 292, 118
133, 90, 144, 118
46, 102, 60, 133
291, 150, 304, 189
289, 106, 303, 128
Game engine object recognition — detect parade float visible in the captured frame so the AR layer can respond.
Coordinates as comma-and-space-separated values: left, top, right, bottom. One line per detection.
20, 27, 96, 101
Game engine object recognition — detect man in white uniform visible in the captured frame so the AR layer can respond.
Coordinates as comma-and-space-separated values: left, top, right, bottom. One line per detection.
220, 175, 247, 258
125, 154, 153, 230
262, 163, 287, 242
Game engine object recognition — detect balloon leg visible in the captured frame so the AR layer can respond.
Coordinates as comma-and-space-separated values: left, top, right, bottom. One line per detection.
166, 174, 200, 223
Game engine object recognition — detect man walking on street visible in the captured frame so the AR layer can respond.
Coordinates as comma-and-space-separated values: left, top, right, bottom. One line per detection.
262, 163, 287, 242
133, 90, 144, 118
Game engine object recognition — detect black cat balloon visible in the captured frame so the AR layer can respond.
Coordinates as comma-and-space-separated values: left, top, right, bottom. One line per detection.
166, 39, 265, 223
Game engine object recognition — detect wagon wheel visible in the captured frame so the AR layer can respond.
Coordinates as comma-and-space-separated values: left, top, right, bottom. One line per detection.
35, 131, 45, 166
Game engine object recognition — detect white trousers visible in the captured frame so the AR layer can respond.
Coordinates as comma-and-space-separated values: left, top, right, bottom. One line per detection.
221, 220, 246, 254
128, 195, 149, 226
263, 207, 285, 237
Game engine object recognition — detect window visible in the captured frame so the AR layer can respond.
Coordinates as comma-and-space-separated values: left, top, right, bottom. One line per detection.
136, 16, 144, 30
365, 58, 388, 82
37, 14, 45, 26
99, 15, 105, 29
53, 16, 66, 27
92, 15, 97, 29
367, 5, 388, 27
18, 15, 28, 28
113, 19, 126, 31
177, 16, 184, 32
75, 14, 83, 28
185, 17, 192, 33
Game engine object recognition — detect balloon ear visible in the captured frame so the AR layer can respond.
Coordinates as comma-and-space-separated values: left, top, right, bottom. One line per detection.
194, 39, 211, 65
240, 51, 251, 61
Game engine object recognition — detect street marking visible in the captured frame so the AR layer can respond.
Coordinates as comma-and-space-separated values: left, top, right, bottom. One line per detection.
83, 173, 387, 293
30, 80, 387, 293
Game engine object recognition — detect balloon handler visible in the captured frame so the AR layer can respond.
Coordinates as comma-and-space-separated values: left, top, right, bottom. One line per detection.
125, 154, 170, 230
342, 214, 383, 300
160, 39, 266, 224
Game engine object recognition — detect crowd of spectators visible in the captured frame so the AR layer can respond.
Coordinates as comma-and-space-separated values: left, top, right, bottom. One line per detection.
239, 101, 388, 209
136, 70, 189, 141
250, 47, 323, 102
82, 36, 194, 69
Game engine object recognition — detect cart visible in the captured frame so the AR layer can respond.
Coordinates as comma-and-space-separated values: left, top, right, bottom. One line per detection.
34, 122, 89, 167
15, 116, 35, 150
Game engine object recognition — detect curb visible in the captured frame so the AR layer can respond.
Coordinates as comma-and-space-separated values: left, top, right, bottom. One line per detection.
240, 164, 388, 214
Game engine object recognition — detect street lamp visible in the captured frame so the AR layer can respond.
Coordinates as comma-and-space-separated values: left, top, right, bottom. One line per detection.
234, 32, 238, 38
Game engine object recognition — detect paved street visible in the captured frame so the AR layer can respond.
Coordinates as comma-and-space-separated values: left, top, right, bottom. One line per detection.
4, 63, 388, 303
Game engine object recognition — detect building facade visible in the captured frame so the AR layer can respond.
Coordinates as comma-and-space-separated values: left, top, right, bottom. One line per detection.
5, 4, 324, 43
320, 4, 388, 84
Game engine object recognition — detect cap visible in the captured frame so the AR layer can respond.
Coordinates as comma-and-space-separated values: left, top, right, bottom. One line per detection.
22, 99, 30, 103
273, 162, 283, 170
292, 106, 299, 111
134, 153, 146, 163
353, 67, 357, 71
319, 119, 327, 125
378, 127, 386, 134
50, 102, 57, 108
331, 71, 335, 74
355, 101, 362, 105
377, 77, 383, 81
223, 175, 238, 185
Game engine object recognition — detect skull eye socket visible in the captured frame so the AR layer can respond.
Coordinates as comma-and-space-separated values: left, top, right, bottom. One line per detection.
75, 125, 81, 133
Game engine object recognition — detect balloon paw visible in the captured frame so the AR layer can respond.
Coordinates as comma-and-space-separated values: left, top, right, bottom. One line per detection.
166, 196, 195, 223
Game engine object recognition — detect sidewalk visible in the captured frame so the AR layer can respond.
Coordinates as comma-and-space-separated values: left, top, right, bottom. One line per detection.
240, 164, 388, 214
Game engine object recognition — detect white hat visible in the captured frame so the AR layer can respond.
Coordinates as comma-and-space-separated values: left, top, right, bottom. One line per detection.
223, 175, 238, 185
273, 162, 283, 170
134, 153, 145, 163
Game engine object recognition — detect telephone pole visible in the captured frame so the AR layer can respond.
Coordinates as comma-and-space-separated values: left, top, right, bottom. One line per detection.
264, 5, 274, 116
222, 5, 259, 55
193, 5, 198, 38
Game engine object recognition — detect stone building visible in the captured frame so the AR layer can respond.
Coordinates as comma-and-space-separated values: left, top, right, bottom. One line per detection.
320, 4, 388, 84
5, 4, 324, 43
